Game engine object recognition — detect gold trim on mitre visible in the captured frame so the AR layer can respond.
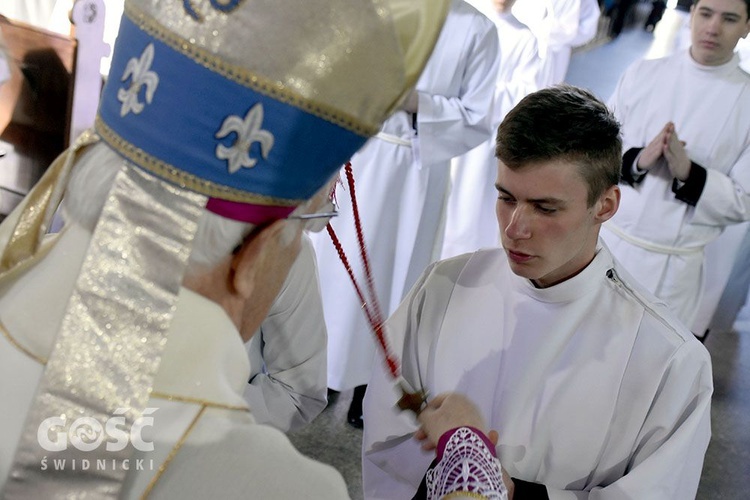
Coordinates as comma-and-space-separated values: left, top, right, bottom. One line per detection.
96, 116, 303, 206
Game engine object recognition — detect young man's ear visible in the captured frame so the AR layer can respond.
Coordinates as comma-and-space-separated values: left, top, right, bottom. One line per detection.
593, 185, 620, 223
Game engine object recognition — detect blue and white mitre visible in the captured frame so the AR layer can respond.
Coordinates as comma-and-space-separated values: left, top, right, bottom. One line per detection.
96, 0, 449, 223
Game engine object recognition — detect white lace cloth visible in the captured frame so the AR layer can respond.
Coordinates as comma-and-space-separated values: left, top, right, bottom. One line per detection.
426, 427, 508, 499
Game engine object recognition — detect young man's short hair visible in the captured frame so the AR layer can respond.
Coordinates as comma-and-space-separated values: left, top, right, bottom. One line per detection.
495, 85, 622, 207
693, 0, 750, 19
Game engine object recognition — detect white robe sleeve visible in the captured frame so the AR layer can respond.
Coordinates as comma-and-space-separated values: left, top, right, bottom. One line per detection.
243, 235, 328, 432
571, 0, 600, 48
363, 260, 467, 499
495, 37, 542, 121
690, 147, 750, 227
417, 12, 500, 166
543, 0, 582, 51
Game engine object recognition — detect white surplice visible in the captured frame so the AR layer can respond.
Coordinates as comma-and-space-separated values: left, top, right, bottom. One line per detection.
311, 0, 499, 390
243, 234, 328, 433
362, 244, 712, 500
512, 0, 599, 86
441, 3, 542, 259
0, 224, 350, 499
604, 50, 750, 328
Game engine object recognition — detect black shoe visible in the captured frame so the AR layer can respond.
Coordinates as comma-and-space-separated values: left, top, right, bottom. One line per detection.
326, 388, 340, 408
347, 385, 367, 429
347, 413, 364, 429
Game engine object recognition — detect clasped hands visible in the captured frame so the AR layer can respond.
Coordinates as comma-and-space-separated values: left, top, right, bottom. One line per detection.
637, 122, 691, 182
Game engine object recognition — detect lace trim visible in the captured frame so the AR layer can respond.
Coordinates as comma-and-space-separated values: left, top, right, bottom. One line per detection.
426, 427, 507, 500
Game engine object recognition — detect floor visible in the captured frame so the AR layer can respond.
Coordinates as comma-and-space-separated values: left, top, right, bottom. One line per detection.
289, 7, 750, 499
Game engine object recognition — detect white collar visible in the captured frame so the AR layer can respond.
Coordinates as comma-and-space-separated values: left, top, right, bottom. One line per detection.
684, 47, 741, 76
512, 244, 614, 303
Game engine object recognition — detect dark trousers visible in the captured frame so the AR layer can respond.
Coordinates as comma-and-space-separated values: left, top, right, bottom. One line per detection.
645, 1, 667, 29
608, 0, 639, 36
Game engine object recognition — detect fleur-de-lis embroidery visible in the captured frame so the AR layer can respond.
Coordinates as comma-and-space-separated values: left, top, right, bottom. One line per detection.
215, 103, 275, 174
184, 0, 245, 21
117, 44, 159, 117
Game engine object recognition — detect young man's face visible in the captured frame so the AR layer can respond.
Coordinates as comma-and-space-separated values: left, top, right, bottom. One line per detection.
690, 0, 750, 66
495, 158, 616, 288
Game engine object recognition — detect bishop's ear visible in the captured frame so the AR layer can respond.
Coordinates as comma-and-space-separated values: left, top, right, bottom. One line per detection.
593, 185, 621, 223
230, 219, 304, 300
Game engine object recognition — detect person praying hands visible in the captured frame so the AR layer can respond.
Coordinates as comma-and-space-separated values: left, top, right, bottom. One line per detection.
664, 124, 692, 181
636, 122, 672, 171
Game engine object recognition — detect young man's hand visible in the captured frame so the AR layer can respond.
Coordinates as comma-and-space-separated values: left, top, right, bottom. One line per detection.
663, 126, 691, 181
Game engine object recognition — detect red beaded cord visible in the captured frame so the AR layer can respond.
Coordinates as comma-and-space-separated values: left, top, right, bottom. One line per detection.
326, 162, 400, 379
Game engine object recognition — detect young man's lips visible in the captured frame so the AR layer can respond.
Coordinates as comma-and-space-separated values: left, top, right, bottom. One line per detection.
699, 40, 719, 49
507, 250, 534, 263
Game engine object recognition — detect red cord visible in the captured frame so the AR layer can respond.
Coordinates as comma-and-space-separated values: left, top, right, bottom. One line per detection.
326, 162, 400, 379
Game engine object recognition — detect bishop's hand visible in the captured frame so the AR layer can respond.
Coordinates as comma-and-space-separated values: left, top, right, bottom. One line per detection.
414, 392, 496, 451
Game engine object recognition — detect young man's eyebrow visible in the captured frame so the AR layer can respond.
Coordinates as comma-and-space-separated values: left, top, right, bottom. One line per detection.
697, 6, 741, 18
494, 184, 565, 205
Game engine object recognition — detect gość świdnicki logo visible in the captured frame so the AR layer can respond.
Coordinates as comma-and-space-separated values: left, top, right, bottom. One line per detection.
37, 408, 157, 472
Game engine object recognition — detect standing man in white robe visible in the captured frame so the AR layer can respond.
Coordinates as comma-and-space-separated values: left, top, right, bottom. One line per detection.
441, 0, 543, 259
362, 85, 712, 499
312, 0, 499, 427
602, 0, 750, 329
694, 34, 750, 336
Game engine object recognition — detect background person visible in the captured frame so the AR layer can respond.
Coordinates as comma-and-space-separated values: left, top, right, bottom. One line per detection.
441, 0, 544, 259
602, 0, 750, 329
312, 0, 500, 429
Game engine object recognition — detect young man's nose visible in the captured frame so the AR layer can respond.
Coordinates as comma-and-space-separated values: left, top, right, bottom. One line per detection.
706, 15, 722, 34
504, 206, 532, 240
